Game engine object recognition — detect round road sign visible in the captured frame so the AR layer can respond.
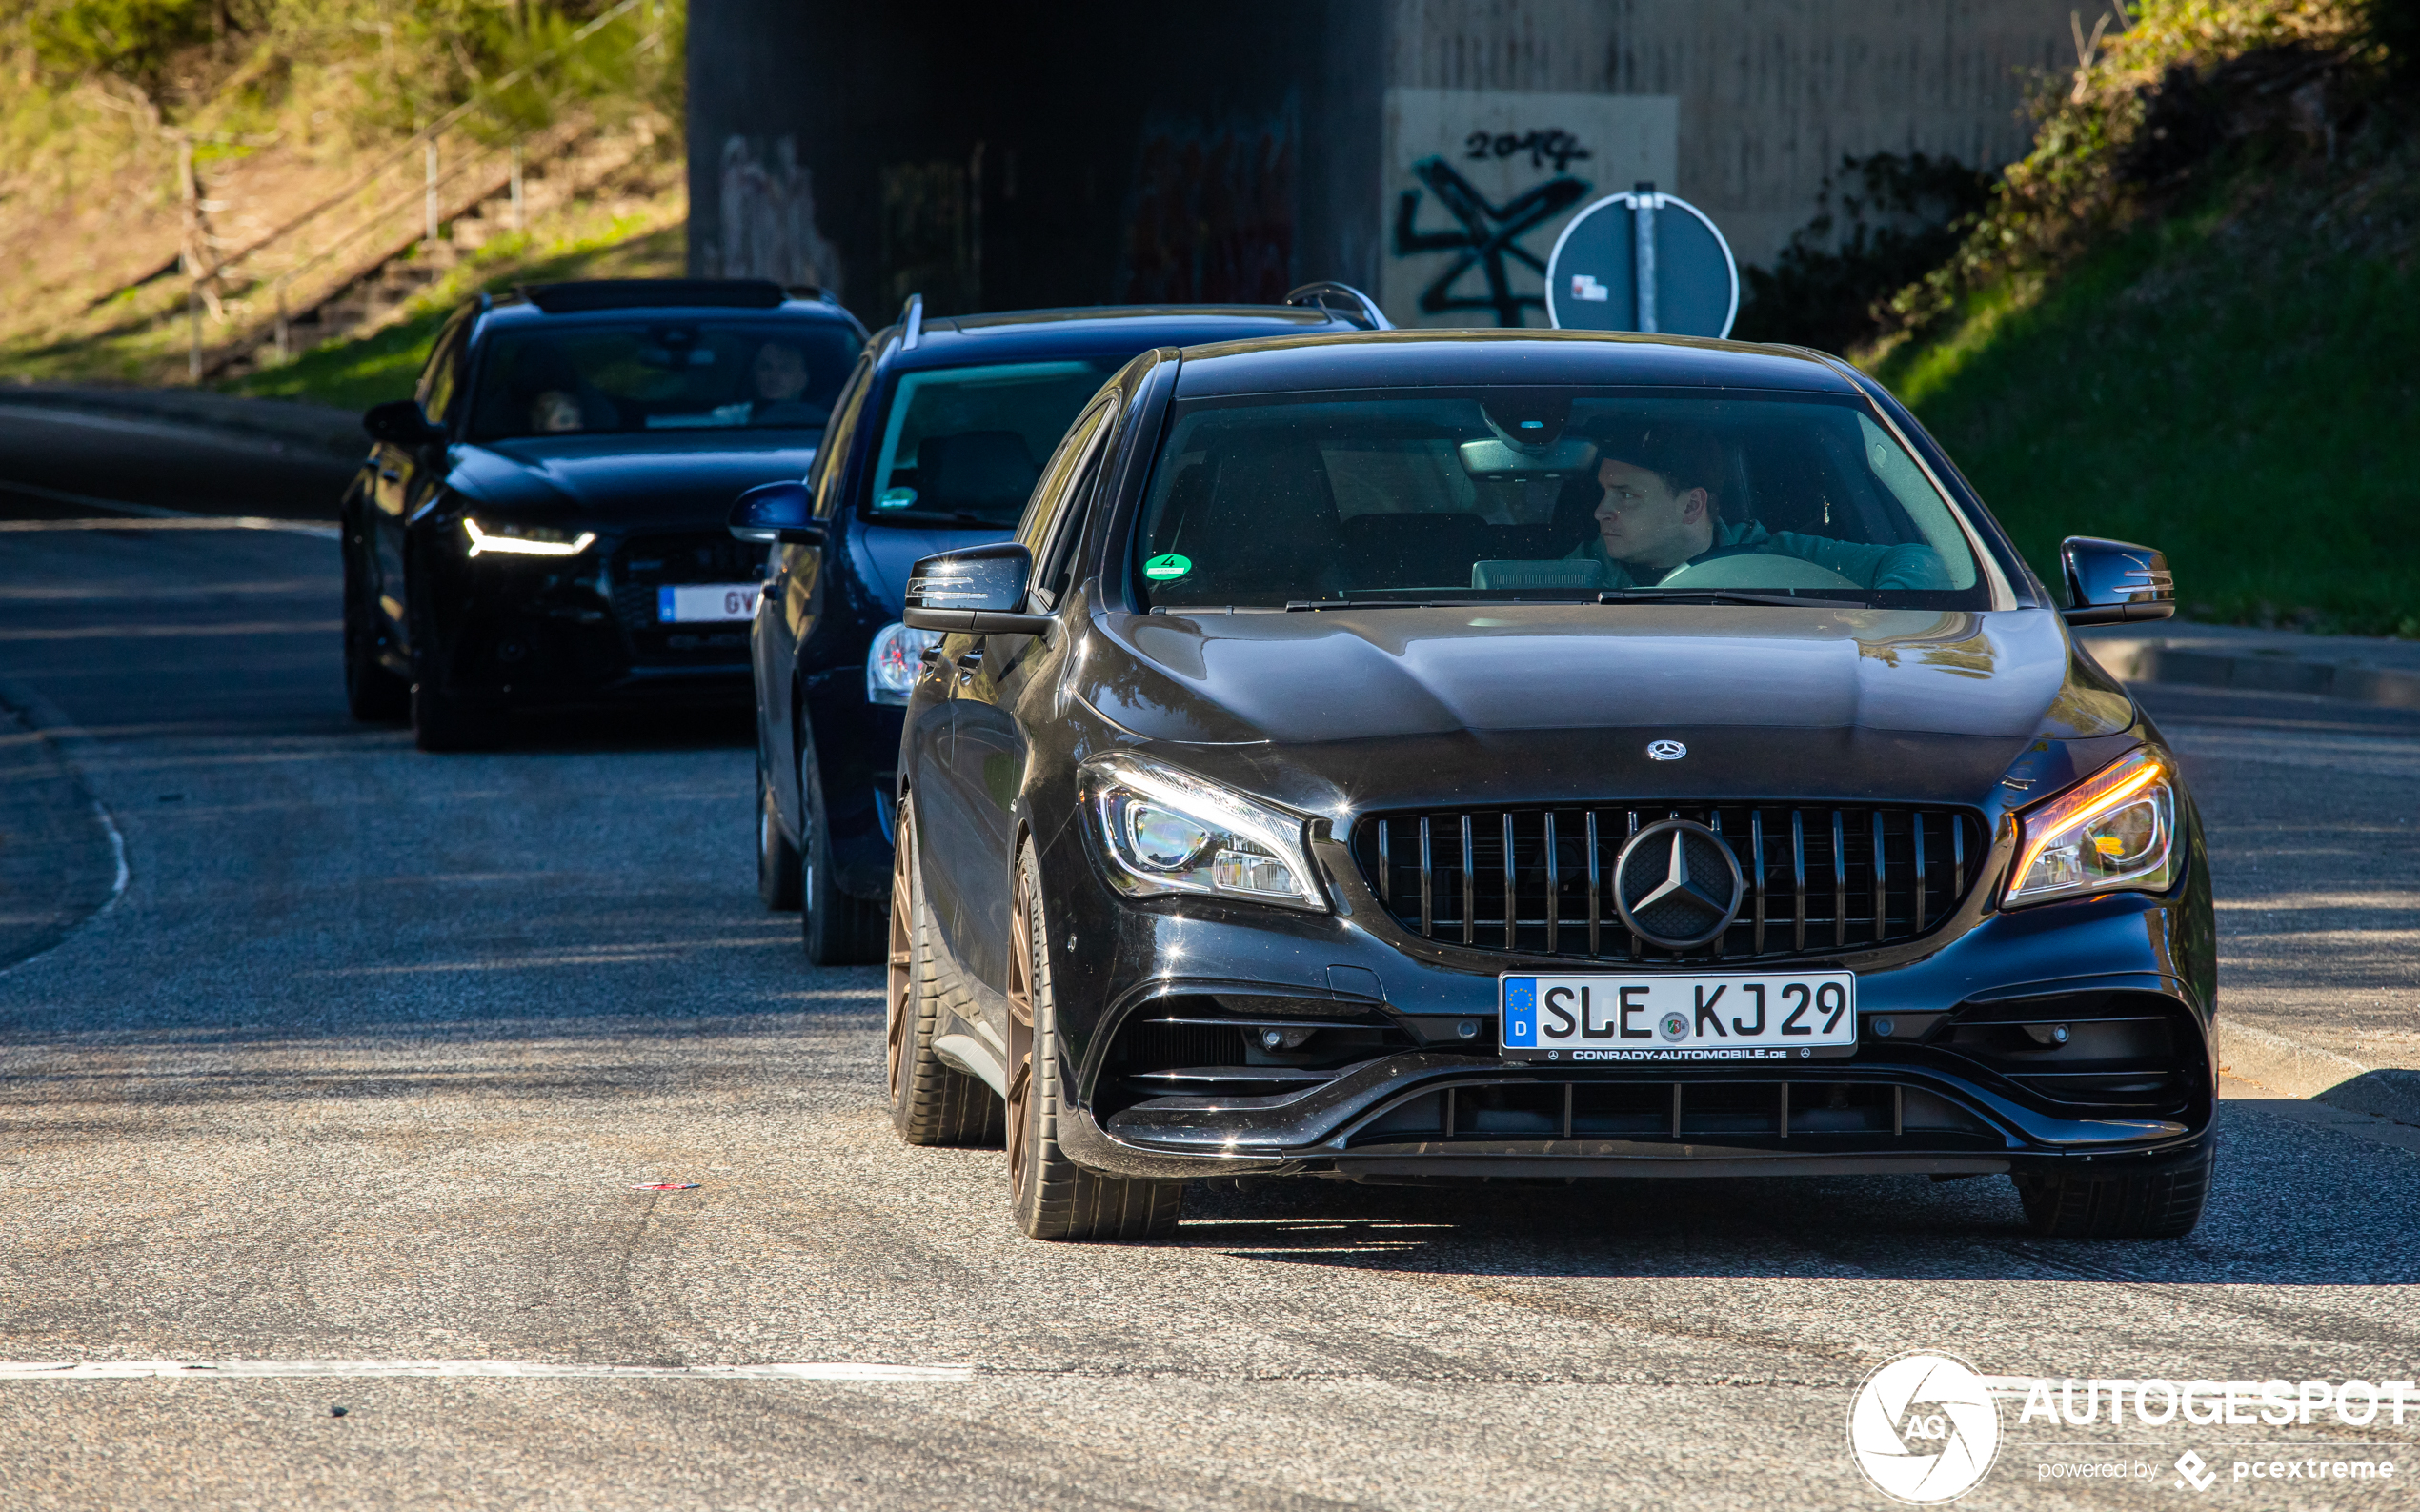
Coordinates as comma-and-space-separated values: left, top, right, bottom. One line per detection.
1544, 185, 1739, 338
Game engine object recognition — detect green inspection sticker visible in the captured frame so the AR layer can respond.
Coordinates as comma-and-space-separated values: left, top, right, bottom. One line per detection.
1143, 553, 1192, 581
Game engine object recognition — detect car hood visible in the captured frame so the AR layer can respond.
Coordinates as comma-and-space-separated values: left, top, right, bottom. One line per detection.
445, 433, 819, 521
1074, 605, 2139, 814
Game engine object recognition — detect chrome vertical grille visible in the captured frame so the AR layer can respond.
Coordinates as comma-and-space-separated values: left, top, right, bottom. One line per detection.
1351, 803, 1986, 963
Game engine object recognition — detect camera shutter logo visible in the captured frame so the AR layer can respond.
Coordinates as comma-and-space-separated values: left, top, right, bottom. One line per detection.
1610, 818, 1743, 950
1847, 1352, 2002, 1504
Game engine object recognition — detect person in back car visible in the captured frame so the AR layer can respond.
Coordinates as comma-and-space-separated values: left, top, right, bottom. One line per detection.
1567, 422, 1948, 589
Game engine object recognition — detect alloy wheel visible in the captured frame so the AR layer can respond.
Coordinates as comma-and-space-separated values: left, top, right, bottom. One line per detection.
1004, 863, 1036, 1207
885, 806, 916, 1099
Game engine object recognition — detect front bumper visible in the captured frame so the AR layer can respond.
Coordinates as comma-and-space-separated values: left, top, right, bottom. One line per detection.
426, 523, 758, 710
1034, 820, 2216, 1185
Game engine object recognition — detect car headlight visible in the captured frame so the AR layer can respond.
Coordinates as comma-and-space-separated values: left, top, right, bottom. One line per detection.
463, 517, 596, 558
867, 621, 942, 705
1079, 754, 1326, 912
2005, 747, 2176, 907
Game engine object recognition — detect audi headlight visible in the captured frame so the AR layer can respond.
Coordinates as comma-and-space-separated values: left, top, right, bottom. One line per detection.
2005, 747, 2176, 907
462, 517, 596, 558
1079, 754, 1326, 912
867, 621, 942, 705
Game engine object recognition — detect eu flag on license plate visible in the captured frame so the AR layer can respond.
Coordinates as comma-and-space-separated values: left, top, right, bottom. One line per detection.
1502, 978, 1537, 1049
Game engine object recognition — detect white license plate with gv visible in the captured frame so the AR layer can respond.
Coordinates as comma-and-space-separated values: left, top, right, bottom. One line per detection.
657, 583, 760, 623
1500, 971, 1856, 1063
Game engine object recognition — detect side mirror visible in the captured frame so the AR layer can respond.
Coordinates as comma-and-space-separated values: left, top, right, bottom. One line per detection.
363, 399, 445, 447
2059, 536, 2176, 626
727, 480, 825, 545
902, 542, 1052, 635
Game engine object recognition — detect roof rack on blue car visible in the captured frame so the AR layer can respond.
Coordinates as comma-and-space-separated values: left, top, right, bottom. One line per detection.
519, 278, 793, 313
1284, 281, 1391, 330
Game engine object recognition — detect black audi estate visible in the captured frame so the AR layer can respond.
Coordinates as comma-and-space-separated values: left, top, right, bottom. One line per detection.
890, 329, 2213, 1243
343, 279, 866, 750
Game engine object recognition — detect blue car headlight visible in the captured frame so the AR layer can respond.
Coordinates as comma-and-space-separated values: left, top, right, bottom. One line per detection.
866, 622, 942, 705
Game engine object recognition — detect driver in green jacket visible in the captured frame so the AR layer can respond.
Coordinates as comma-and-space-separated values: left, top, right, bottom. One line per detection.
1567, 424, 1948, 590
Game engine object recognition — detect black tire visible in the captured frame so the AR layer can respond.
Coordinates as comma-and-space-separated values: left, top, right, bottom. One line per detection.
2012, 1144, 2212, 1239
1006, 843, 1182, 1241
342, 543, 409, 724
885, 796, 1005, 1146
797, 735, 884, 964
756, 752, 802, 911
411, 675, 504, 753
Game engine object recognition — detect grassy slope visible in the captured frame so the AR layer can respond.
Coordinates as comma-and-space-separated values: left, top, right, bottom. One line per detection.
1870, 138, 2420, 636
227, 206, 684, 413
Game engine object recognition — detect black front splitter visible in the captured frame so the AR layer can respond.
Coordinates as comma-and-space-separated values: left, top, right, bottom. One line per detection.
1059, 1052, 2196, 1182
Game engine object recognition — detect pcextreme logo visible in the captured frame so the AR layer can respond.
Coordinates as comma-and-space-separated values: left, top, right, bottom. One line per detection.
1848, 1352, 2003, 1504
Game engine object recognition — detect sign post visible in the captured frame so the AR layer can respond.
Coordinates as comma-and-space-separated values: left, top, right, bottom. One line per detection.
1544, 183, 1739, 338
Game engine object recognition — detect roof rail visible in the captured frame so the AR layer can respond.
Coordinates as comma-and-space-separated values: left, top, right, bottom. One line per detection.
521, 278, 789, 313
1284, 281, 1392, 331
898, 293, 925, 351
784, 284, 839, 304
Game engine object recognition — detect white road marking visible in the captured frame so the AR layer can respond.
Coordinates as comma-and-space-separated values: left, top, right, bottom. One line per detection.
0, 1360, 976, 1382
0, 619, 341, 641
94, 797, 128, 902
0, 477, 339, 538
0, 516, 338, 538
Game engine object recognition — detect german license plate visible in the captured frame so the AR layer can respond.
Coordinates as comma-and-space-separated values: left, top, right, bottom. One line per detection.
1499, 971, 1856, 1063
657, 583, 760, 623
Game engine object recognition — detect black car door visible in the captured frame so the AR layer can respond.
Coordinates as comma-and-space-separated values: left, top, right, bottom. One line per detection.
765, 352, 873, 829
939, 395, 1118, 998
375, 309, 471, 659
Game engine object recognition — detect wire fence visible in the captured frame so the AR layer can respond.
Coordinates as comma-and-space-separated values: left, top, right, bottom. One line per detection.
160, 0, 663, 378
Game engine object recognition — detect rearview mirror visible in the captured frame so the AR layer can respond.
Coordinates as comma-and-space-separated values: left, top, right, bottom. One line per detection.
727, 480, 825, 545
902, 542, 1051, 635
2059, 536, 2175, 626
1459, 436, 1597, 480
363, 399, 444, 447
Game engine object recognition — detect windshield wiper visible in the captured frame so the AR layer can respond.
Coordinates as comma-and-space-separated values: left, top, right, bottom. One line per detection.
1599, 589, 1865, 608
1284, 598, 1500, 612
866, 507, 1001, 527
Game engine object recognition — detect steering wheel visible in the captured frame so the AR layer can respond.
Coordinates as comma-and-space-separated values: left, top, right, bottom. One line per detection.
1657, 546, 1861, 593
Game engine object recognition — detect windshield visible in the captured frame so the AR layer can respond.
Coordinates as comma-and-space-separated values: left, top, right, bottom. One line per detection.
862, 358, 1121, 527
1130, 390, 1990, 610
469, 318, 861, 440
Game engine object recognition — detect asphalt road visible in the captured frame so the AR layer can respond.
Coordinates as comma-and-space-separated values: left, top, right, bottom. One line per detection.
1, 510, 2416, 1510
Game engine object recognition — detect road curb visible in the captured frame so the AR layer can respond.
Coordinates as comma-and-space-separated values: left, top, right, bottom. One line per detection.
2087, 636, 2420, 711
0, 384, 363, 460
2217, 1018, 2420, 1127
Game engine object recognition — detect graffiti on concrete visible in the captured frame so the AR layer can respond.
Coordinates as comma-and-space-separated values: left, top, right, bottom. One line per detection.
1392, 157, 1588, 327
714, 135, 842, 299
1381, 90, 1676, 329
1117, 105, 1296, 305
1462, 128, 1593, 173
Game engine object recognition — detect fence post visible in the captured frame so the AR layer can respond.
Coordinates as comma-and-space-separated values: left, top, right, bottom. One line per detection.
425, 137, 441, 242
188, 289, 202, 380
274, 287, 290, 363
511, 142, 525, 232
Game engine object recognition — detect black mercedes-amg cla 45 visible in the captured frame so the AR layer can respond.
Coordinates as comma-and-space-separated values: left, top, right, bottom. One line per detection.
889, 329, 2213, 1244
